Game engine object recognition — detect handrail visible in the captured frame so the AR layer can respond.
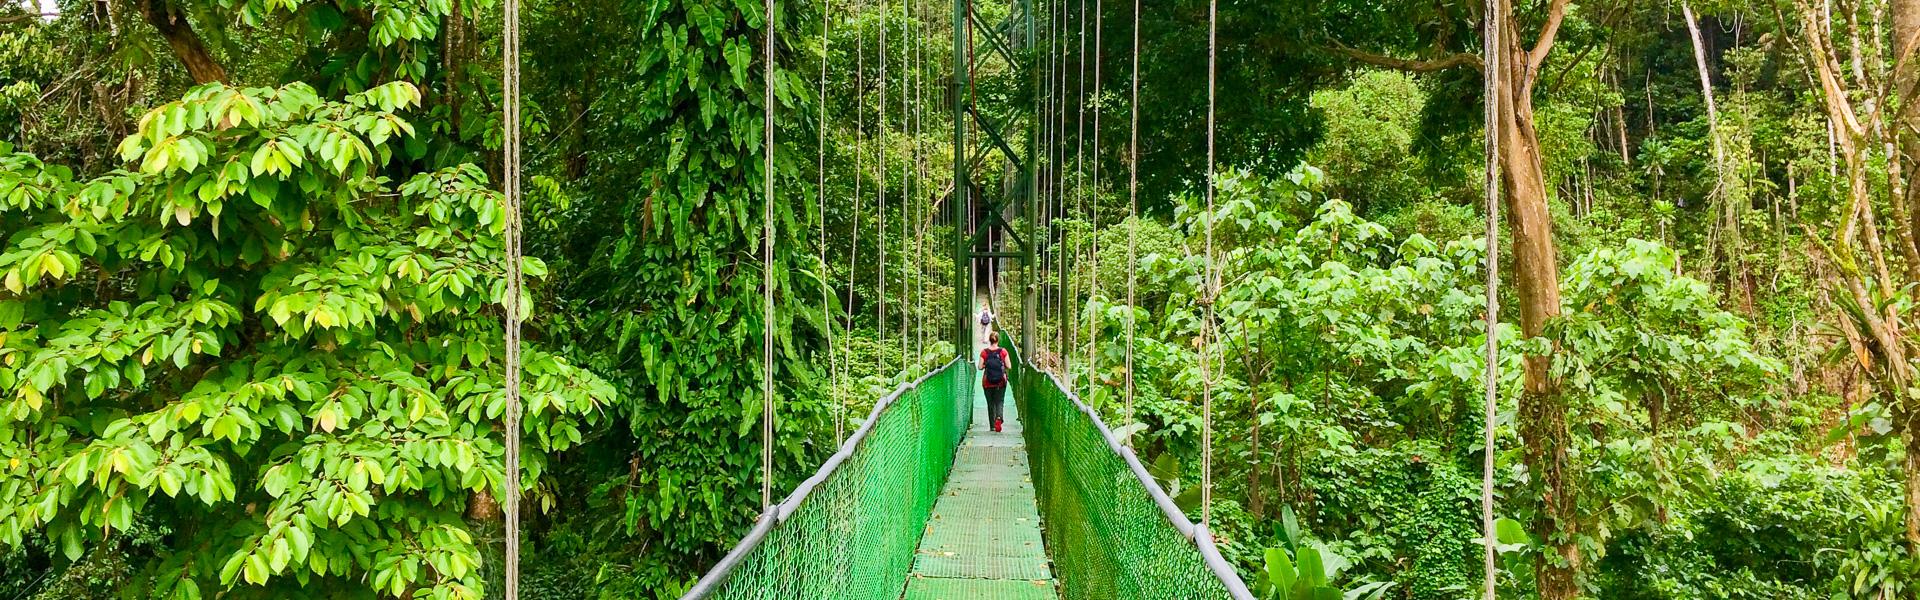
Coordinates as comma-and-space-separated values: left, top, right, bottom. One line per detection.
1022, 356, 1258, 600
680, 358, 962, 599
679, 353, 1253, 599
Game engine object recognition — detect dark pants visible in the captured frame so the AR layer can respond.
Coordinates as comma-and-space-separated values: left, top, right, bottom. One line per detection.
984, 384, 1007, 426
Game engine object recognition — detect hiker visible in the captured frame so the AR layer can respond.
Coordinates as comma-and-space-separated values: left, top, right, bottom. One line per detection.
978, 331, 1010, 432
977, 305, 995, 341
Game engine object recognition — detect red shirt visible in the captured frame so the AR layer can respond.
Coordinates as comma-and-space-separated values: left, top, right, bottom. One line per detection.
980, 348, 1009, 388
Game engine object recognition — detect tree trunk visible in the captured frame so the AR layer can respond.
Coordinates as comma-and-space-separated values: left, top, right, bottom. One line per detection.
1895, 0, 1920, 277
1907, 418, 1920, 548
1647, 388, 1669, 523
1335, 2, 1577, 589
1685, 2, 1752, 311
1248, 410, 1264, 518
1610, 70, 1632, 165
1489, 4, 1582, 592
1896, 0, 1920, 553
468, 490, 502, 520
1495, 17, 1577, 597
1803, 0, 1920, 551
443, 0, 463, 133
1685, 2, 1727, 190
139, 0, 227, 84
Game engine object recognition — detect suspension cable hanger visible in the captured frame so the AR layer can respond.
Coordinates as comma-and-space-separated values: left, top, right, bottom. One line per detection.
899, 0, 911, 373
501, 0, 524, 592
1085, 0, 1102, 402
925, 0, 933, 361
820, 0, 839, 447
877, 0, 890, 381
1123, 0, 1139, 443
843, 15, 865, 443
1199, 0, 1217, 528
760, 0, 778, 514
1479, 0, 1505, 596
1067, 0, 1084, 387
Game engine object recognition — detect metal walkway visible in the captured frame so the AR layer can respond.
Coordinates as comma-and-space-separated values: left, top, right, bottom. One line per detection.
901, 380, 1057, 599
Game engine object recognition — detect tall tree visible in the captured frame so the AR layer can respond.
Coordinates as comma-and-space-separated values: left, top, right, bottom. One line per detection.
521, 0, 827, 582
1793, 0, 1920, 551
0, 81, 616, 599
1321, 0, 1582, 594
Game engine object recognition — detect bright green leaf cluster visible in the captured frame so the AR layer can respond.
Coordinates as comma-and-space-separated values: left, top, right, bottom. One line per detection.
0, 81, 614, 599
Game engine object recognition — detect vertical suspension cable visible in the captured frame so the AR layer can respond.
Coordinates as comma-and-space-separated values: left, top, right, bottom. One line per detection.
501, 0, 523, 592
1085, 0, 1102, 400
915, 0, 925, 361
878, 0, 890, 379
900, 0, 911, 371
914, 3, 927, 363
1045, 0, 1058, 361
1053, 0, 1067, 363
1479, 0, 1505, 596
905, 5, 916, 368
965, 0, 978, 323
761, 0, 778, 512
1123, 0, 1138, 441
820, 0, 837, 447
1199, 0, 1216, 527
1044, 0, 1059, 357
842, 17, 865, 444
920, 0, 929, 361
1068, 0, 1085, 384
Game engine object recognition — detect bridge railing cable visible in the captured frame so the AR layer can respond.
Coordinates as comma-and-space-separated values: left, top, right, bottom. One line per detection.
1011, 345, 1256, 600
681, 359, 974, 600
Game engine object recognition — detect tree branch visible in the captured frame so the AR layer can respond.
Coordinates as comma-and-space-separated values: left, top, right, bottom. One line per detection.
0, 13, 60, 24
138, 0, 228, 84
1324, 43, 1483, 72
1527, 0, 1576, 74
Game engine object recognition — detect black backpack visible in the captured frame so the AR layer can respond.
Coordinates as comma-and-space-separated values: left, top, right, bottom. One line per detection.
982, 349, 1007, 385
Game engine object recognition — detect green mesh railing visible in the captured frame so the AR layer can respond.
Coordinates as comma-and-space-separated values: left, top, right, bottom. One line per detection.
1012, 349, 1257, 600
681, 359, 974, 600
682, 344, 1252, 599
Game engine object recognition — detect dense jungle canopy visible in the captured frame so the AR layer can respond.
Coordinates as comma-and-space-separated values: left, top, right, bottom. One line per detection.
4, 0, 1920, 597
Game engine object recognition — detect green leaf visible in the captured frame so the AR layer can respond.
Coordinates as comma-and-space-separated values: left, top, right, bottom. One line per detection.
1265, 548, 1296, 593
1280, 505, 1301, 549
219, 553, 246, 584
1492, 517, 1531, 554
60, 527, 82, 561
1297, 546, 1326, 588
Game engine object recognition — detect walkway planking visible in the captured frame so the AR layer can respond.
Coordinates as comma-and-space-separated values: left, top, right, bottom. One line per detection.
901, 379, 1057, 600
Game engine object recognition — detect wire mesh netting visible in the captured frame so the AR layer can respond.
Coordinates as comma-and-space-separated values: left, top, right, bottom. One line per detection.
684, 344, 1251, 600
1011, 346, 1253, 600
683, 360, 974, 600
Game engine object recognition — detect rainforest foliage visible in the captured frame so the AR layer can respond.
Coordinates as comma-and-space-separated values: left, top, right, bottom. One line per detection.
4, 0, 1920, 598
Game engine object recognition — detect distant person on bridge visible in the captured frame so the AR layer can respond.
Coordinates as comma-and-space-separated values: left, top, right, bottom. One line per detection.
978, 305, 995, 338
978, 331, 1010, 432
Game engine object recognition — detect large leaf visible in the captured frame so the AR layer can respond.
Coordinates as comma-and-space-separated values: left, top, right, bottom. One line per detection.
1494, 517, 1531, 553
1280, 505, 1302, 550
1265, 547, 1297, 596
1297, 546, 1327, 588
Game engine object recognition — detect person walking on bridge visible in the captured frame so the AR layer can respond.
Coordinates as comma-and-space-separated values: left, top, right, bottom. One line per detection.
977, 305, 996, 342
977, 331, 1010, 432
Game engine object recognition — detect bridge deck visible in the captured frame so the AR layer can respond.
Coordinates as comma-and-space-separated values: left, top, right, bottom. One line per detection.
901, 378, 1057, 600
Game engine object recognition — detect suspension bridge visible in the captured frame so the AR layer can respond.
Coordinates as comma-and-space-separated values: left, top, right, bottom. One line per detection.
492, 0, 1254, 586
680, 0, 1260, 591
